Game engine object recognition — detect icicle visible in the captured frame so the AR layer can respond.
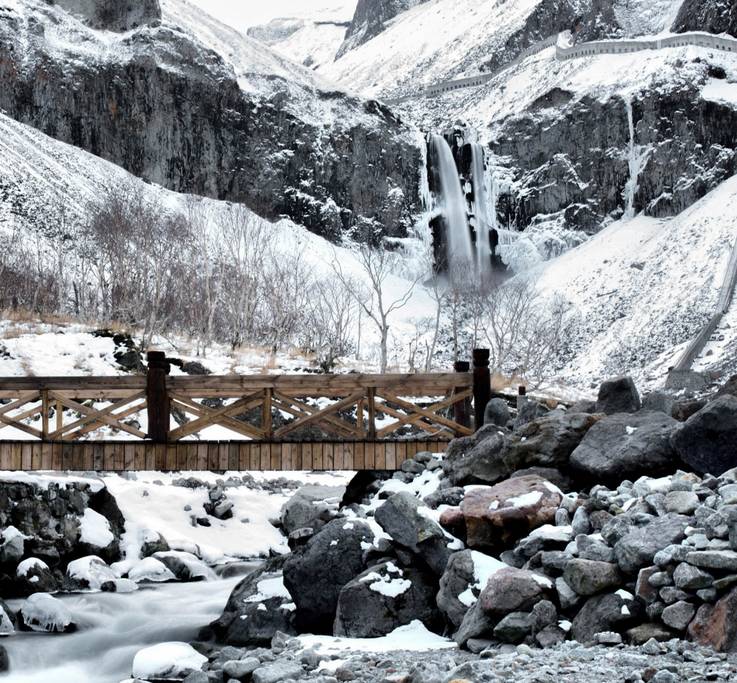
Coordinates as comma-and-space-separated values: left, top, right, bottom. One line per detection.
622, 98, 650, 220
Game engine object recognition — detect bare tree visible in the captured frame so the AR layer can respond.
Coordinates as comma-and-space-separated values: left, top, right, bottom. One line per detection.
332, 243, 418, 373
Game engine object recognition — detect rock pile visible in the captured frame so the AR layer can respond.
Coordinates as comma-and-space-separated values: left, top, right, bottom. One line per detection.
208, 374, 737, 660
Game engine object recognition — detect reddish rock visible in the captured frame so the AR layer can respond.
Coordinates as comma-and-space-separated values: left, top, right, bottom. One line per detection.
450, 475, 562, 552
438, 507, 466, 540
688, 587, 737, 652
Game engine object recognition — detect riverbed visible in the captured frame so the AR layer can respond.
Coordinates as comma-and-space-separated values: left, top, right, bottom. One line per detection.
2, 573, 248, 683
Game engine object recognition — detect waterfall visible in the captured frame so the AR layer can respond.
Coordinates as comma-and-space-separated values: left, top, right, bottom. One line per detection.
470, 142, 494, 283
428, 134, 474, 275
623, 99, 650, 219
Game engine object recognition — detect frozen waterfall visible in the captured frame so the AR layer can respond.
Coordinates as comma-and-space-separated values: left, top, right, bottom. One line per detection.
429, 134, 474, 274
470, 142, 494, 282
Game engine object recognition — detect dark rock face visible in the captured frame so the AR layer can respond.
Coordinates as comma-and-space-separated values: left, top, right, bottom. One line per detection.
688, 586, 737, 652
334, 561, 441, 637
442, 429, 509, 487
52, 0, 161, 31
596, 377, 642, 415
210, 557, 297, 646
569, 411, 679, 485
437, 550, 476, 629
614, 514, 691, 574
282, 518, 372, 633
493, 88, 737, 232
672, 0, 737, 36
0, 4, 423, 242
671, 396, 737, 476
571, 592, 641, 644
337, 0, 430, 57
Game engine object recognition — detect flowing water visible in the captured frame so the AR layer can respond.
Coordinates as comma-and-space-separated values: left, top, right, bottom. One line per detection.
1, 572, 249, 683
428, 134, 474, 275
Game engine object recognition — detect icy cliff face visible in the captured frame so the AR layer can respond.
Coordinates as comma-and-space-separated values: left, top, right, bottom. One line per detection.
52, 0, 162, 31
673, 0, 737, 36
0, 0, 423, 241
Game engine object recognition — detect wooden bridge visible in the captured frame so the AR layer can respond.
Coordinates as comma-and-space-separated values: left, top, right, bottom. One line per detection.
0, 351, 505, 472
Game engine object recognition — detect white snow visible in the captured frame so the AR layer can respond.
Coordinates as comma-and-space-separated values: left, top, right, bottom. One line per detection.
359, 563, 412, 598
702, 78, 737, 107
127, 557, 176, 584
65, 556, 118, 591
0, 605, 14, 636
243, 575, 292, 603
20, 593, 73, 633
153, 551, 216, 581
504, 491, 543, 508
298, 620, 456, 653
527, 525, 573, 542
16, 558, 48, 577
131, 642, 207, 680
79, 509, 114, 548
458, 551, 507, 607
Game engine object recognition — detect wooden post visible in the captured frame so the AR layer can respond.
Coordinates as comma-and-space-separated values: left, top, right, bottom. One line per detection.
262, 388, 273, 439
472, 349, 491, 432
367, 387, 377, 440
453, 360, 471, 431
146, 351, 170, 443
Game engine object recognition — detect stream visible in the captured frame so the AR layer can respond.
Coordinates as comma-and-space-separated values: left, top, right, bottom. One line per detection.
1, 570, 251, 683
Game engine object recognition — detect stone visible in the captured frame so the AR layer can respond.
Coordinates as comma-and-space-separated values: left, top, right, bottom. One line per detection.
334, 561, 441, 638
210, 557, 297, 646
531, 600, 557, 632
685, 550, 737, 571
596, 376, 641, 414
576, 535, 615, 563
689, 587, 737, 652
423, 487, 464, 509
54, 0, 161, 31
478, 567, 551, 618
563, 559, 622, 596
661, 600, 695, 631
223, 657, 260, 680
443, 475, 562, 553
280, 485, 344, 536
664, 490, 699, 515
673, 563, 713, 590
614, 514, 690, 574
671, 396, 737, 476
556, 576, 581, 610
514, 398, 548, 429
571, 592, 639, 644
437, 550, 476, 629
283, 519, 373, 633
375, 492, 450, 575
484, 398, 510, 427
492, 611, 534, 643
442, 429, 509, 486
636, 566, 661, 604
626, 624, 673, 645
252, 661, 304, 683
535, 625, 566, 648
400, 459, 425, 474
570, 412, 679, 485
595, 631, 622, 645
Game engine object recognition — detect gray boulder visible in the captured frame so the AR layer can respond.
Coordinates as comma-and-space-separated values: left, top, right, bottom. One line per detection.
596, 376, 641, 414
563, 559, 622, 596
493, 611, 534, 643
374, 492, 450, 575
570, 411, 679, 485
571, 592, 640, 644
280, 485, 344, 535
252, 661, 304, 683
671, 396, 737, 476
484, 398, 510, 428
334, 561, 441, 637
209, 556, 296, 646
442, 428, 509, 486
514, 398, 548, 429
614, 514, 690, 574
437, 550, 475, 628
283, 518, 372, 633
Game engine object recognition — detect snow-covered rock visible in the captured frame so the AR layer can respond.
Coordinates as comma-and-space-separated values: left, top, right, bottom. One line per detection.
131, 642, 207, 680
18, 593, 75, 633
127, 557, 177, 584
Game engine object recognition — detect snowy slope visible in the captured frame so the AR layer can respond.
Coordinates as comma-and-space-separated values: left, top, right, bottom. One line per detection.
537, 176, 737, 392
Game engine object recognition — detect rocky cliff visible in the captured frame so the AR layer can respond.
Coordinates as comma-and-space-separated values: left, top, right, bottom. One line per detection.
51, 0, 162, 31
337, 0, 429, 58
673, 0, 737, 36
0, 0, 423, 241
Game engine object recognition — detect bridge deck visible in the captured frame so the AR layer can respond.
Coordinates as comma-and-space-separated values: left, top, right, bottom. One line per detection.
0, 439, 446, 472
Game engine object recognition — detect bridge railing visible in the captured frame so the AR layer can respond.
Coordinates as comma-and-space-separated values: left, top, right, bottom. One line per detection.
0, 350, 509, 446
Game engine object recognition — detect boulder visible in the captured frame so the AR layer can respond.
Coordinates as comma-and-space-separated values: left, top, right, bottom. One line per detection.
65, 555, 117, 591
0, 527, 25, 565
563, 559, 622, 596
153, 551, 215, 582
252, 661, 304, 683
283, 518, 372, 633
596, 376, 641, 414
0, 599, 15, 636
18, 593, 75, 633
504, 412, 600, 473
514, 398, 548, 429
478, 567, 552, 619
569, 412, 679, 485
280, 485, 344, 535
374, 492, 450, 575
493, 611, 534, 643
688, 586, 737, 652
140, 530, 170, 558
442, 476, 562, 552
661, 600, 695, 631
442, 429, 509, 486
571, 592, 640, 644
334, 561, 441, 637
210, 556, 297, 646
671, 396, 737, 476
484, 398, 510, 428
614, 514, 690, 574
14, 557, 59, 596
131, 642, 206, 682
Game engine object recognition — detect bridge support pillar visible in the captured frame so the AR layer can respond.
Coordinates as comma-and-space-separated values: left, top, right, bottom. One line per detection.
146, 351, 170, 443
453, 361, 472, 430
472, 349, 491, 431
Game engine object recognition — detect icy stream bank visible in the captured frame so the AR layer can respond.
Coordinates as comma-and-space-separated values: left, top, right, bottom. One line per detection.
1, 572, 250, 683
